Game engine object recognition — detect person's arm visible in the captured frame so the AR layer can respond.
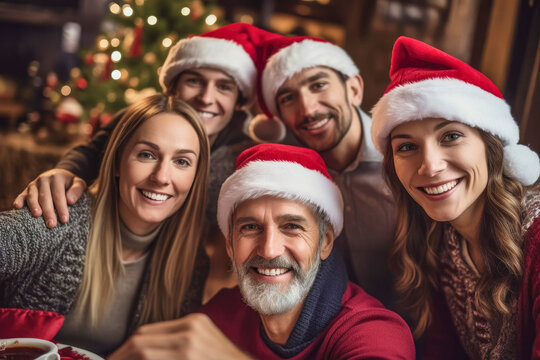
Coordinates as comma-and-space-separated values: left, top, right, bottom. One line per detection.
108, 313, 253, 360
525, 216, 540, 359
56, 111, 123, 182
0, 207, 49, 281
12, 110, 123, 228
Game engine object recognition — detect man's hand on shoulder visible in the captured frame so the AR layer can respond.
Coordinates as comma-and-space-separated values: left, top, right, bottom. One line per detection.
108, 313, 252, 360
12, 169, 87, 228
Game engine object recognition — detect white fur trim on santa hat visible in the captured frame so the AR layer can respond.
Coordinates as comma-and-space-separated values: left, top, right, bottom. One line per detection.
262, 39, 359, 116
371, 78, 518, 154
159, 36, 257, 102
217, 160, 344, 238
503, 144, 540, 186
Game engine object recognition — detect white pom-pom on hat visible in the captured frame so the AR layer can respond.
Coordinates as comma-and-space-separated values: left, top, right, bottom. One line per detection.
246, 113, 287, 143
503, 144, 540, 186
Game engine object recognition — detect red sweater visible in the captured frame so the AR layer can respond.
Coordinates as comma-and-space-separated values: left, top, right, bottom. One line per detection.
422, 216, 540, 359
201, 283, 415, 359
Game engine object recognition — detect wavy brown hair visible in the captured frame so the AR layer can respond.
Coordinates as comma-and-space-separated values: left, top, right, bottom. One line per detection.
384, 130, 525, 338
76, 94, 210, 327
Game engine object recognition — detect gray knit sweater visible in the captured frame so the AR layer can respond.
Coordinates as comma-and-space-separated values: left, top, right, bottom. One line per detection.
0, 193, 91, 314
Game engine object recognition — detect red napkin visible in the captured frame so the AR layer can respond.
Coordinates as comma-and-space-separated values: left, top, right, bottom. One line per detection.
58, 346, 92, 360
0, 308, 64, 340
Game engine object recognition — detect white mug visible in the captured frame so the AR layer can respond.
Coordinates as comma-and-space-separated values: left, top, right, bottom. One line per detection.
0, 338, 60, 360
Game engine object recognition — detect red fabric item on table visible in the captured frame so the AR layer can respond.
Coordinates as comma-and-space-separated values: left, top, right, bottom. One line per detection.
0, 308, 64, 340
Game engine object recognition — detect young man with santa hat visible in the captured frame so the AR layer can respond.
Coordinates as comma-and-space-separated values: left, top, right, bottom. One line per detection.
108, 143, 415, 360
13, 23, 279, 301
252, 35, 397, 309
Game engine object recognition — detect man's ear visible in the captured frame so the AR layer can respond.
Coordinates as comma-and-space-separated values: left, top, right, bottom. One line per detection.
320, 227, 335, 261
225, 233, 233, 260
346, 74, 364, 107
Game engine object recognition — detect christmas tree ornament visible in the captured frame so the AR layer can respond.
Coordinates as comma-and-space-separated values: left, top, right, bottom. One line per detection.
55, 97, 83, 125
143, 52, 156, 65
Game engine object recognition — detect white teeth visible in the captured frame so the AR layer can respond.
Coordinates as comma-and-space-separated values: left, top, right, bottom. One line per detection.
305, 117, 329, 130
141, 190, 170, 201
198, 111, 214, 118
424, 180, 458, 195
257, 267, 288, 276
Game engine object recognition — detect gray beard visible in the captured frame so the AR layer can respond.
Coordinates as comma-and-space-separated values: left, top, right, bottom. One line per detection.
233, 251, 321, 315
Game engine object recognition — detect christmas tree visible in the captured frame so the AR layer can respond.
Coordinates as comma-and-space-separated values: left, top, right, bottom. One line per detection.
55, 0, 220, 131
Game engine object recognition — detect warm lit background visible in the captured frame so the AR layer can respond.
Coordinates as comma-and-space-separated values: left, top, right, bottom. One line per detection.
0, 0, 539, 211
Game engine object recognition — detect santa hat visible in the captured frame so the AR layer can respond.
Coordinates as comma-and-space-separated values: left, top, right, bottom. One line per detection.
217, 143, 344, 237
371, 36, 540, 186
159, 23, 278, 104
248, 36, 359, 142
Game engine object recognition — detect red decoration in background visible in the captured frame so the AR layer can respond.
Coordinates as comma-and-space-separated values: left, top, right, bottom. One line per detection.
129, 21, 144, 57
89, 112, 113, 136
100, 112, 113, 126
56, 113, 79, 125
100, 57, 114, 81
84, 53, 94, 66
76, 78, 87, 90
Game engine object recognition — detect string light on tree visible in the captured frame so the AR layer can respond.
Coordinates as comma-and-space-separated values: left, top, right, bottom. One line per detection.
122, 4, 133, 17
61, 85, 72, 96
120, 69, 129, 81
181, 7, 190, 16
111, 70, 121, 80
205, 14, 217, 25
239, 14, 254, 24
111, 38, 120, 47
147, 15, 157, 25
162, 37, 173, 48
129, 77, 140, 87
97, 37, 109, 51
109, 2, 120, 14
111, 50, 122, 62
143, 52, 156, 65
107, 92, 117, 102
70, 67, 81, 79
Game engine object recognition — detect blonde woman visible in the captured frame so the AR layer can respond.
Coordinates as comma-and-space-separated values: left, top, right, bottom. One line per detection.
371, 37, 540, 359
0, 94, 210, 356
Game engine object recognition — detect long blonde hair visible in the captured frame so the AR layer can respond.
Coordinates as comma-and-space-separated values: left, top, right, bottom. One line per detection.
384, 131, 525, 338
76, 94, 210, 327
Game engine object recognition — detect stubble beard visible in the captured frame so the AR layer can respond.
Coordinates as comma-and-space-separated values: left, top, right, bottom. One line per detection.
294, 102, 354, 154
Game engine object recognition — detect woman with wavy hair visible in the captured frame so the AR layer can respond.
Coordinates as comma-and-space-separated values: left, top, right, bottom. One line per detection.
0, 94, 210, 356
371, 37, 540, 359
